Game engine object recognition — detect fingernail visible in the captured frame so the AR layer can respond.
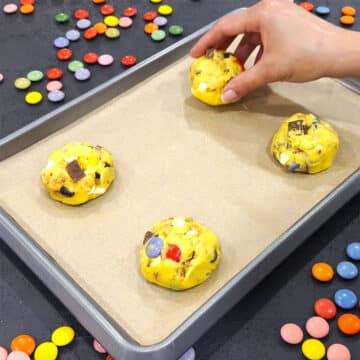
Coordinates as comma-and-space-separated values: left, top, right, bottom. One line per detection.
221, 89, 239, 103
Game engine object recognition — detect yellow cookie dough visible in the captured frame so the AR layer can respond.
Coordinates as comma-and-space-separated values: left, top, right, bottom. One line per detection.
140, 217, 221, 290
190, 49, 243, 106
41, 142, 115, 205
271, 113, 339, 174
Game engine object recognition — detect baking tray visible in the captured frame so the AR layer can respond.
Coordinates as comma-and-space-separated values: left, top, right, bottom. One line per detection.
2, 22, 360, 360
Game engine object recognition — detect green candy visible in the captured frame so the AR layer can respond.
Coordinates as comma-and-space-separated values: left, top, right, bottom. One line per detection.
151, 30, 166, 42
55, 12, 70, 23
169, 25, 184, 36
105, 28, 121, 39
14, 77, 31, 90
27, 70, 44, 82
68, 61, 84, 72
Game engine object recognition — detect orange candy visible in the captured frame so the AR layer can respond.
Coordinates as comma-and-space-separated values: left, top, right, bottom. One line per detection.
106, 356, 113, 360
300, 2, 314, 11
94, 22, 108, 34
337, 314, 360, 335
11, 335, 36, 355
342, 6, 356, 16
92, 0, 106, 3
144, 23, 159, 34
20, 4, 34, 14
311, 262, 334, 282
340, 15, 355, 25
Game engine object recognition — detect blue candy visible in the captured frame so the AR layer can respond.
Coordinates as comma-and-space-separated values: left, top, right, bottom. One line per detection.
53, 37, 70, 48
48, 90, 65, 103
66, 29, 81, 42
334, 289, 358, 309
346, 242, 360, 261
315, 6, 330, 15
289, 163, 300, 172
178, 347, 195, 360
76, 19, 92, 30
74, 68, 91, 81
146, 237, 163, 258
336, 261, 358, 280
154, 16, 168, 27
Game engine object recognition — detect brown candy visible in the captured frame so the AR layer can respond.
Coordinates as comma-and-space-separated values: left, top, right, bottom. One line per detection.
66, 160, 85, 182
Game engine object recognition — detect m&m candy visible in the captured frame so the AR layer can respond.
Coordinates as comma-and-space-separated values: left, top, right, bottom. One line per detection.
178, 347, 196, 360
93, 340, 106, 354
280, 323, 304, 344
51, 326, 75, 346
327, 344, 351, 360
334, 289, 358, 309
0, 346, 8, 360
34, 342, 58, 360
311, 262, 334, 282
346, 242, 360, 260
336, 261, 358, 279
337, 313, 360, 335
7, 351, 30, 360
305, 317, 329, 339
314, 298, 336, 319
11, 335, 36, 355
301, 339, 326, 360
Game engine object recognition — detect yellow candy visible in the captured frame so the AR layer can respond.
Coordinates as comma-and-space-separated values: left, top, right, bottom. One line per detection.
25, 91, 43, 105
34, 342, 58, 360
51, 326, 75, 346
103, 15, 119, 27
302, 339, 326, 360
150, 0, 162, 3
158, 4, 173, 15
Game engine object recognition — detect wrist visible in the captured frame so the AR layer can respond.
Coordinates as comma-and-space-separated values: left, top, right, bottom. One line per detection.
324, 29, 360, 78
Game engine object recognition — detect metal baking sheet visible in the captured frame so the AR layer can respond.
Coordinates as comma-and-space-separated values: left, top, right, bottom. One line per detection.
2, 16, 360, 360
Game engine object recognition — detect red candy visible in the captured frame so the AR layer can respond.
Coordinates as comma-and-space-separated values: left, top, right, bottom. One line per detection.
46, 68, 63, 80
74, 9, 89, 19
84, 27, 97, 40
143, 11, 157, 21
123, 7, 137, 17
166, 244, 181, 262
100, 5, 114, 15
83, 52, 99, 64
314, 298, 337, 320
121, 55, 137, 67
57, 48, 73, 61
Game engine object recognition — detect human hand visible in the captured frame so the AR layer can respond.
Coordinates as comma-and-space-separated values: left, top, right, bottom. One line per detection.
190, 0, 359, 103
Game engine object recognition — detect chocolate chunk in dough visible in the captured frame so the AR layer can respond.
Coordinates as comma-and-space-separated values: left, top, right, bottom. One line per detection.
143, 231, 154, 245
288, 120, 304, 133
210, 249, 218, 263
60, 186, 75, 197
66, 160, 85, 182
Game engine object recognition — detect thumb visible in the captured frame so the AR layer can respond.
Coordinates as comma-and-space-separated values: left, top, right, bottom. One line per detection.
221, 62, 269, 103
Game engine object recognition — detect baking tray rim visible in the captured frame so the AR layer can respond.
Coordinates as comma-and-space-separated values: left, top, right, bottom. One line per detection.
1, 167, 360, 360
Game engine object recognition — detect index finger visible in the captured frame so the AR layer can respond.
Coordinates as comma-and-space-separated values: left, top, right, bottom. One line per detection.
190, 6, 261, 58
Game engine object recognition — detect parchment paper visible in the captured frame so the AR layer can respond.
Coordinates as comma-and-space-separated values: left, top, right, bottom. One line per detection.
1, 56, 359, 345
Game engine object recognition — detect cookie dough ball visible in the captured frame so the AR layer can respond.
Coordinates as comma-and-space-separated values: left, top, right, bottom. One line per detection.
140, 217, 221, 290
190, 49, 243, 106
271, 113, 339, 174
41, 142, 115, 205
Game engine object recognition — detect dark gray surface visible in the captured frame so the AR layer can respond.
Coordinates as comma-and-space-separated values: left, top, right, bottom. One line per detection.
1, 193, 360, 359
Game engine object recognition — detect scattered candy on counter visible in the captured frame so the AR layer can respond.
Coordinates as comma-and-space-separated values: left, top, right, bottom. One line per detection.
280, 242, 360, 358
0, 326, 75, 360
4, 0, 184, 107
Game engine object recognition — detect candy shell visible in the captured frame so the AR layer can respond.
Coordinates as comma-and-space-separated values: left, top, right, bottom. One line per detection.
337, 313, 360, 335
0, 347, 8, 360
312, 262, 334, 282
7, 351, 31, 360
178, 347, 196, 360
51, 326, 75, 346
336, 261, 358, 280
305, 317, 330, 339
327, 344, 351, 360
34, 342, 58, 360
314, 298, 336, 320
280, 323, 304, 344
11, 335, 36, 355
347, 242, 360, 260
301, 339, 326, 360
93, 340, 106, 354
